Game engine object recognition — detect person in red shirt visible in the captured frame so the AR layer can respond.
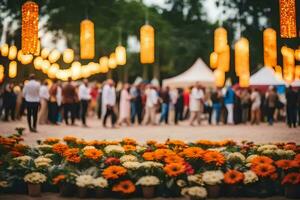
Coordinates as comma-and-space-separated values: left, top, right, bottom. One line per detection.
183, 88, 190, 119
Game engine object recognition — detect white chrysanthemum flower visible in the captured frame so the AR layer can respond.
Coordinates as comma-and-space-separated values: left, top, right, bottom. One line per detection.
44, 153, 54, 158
122, 161, 141, 170
104, 145, 125, 154
139, 161, 163, 168
136, 145, 147, 152
24, 172, 47, 184
120, 155, 138, 163
34, 156, 52, 168
262, 149, 275, 156
14, 155, 32, 167
246, 155, 258, 163
176, 179, 187, 187
243, 170, 258, 184
92, 177, 108, 188
36, 144, 52, 150
257, 144, 278, 152
202, 170, 224, 185
82, 146, 96, 151
181, 187, 189, 196
188, 174, 204, 185
76, 175, 94, 188
186, 186, 207, 198
227, 152, 246, 163
136, 176, 160, 186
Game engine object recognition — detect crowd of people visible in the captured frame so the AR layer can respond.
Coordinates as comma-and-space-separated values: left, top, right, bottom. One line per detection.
0, 73, 300, 132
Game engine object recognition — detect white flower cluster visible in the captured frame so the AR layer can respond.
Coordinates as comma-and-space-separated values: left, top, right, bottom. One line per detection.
104, 145, 125, 154
227, 152, 246, 163
257, 144, 278, 152
120, 155, 138, 163
139, 161, 163, 168
76, 175, 94, 188
82, 146, 96, 151
188, 174, 204, 185
202, 170, 224, 185
181, 186, 207, 199
136, 176, 160, 186
14, 155, 32, 166
36, 144, 52, 150
136, 145, 147, 152
243, 170, 258, 184
176, 179, 187, 187
24, 172, 47, 184
34, 156, 52, 168
122, 161, 141, 170
92, 177, 108, 188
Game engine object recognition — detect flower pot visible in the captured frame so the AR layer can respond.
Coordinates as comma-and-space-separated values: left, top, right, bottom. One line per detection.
27, 183, 41, 197
189, 197, 206, 200
78, 187, 88, 198
59, 183, 75, 197
142, 186, 155, 198
95, 188, 106, 198
206, 185, 221, 198
225, 185, 239, 197
285, 185, 300, 199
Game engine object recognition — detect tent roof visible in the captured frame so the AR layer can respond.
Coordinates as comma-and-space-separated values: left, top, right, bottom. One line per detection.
162, 58, 215, 88
250, 67, 286, 86
291, 79, 300, 87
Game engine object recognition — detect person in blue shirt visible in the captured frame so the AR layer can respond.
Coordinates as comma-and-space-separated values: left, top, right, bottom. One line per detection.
224, 86, 235, 124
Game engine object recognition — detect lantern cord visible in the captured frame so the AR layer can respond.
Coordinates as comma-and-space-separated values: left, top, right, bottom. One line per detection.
145, 8, 149, 25
118, 27, 122, 46
85, 7, 89, 19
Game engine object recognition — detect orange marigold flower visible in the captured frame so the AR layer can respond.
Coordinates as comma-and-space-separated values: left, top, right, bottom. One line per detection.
284, 143, 297, 151
166, 140, 186, 147
52, 143, 69, 155
202, 151, 225, 166
44, 138, 60, 144
164, 163, 186, 177
112, 180, 136, 194
275, 160, 294, 170
102, 165, 127, 180
251, 156, 273, 166
146, 140, 157, 146
122, 138, 137, 145
281, 173, 300, 185
181, 147, 204, 159
63, 148, 81, 163
251, 163, 276, 177
52, 175, 65, 185
164, 154, 185, 164
154, 149, 175, 160
142, 152, 156, 161
63, 136, 77, 143
123, 145, 136, 152
155, 143, 168, 149
83, 149, 103, 160
294, 154, 300, 161
224, 170, 244, 185
14, 144, 28, 151
10, 150, 23, 157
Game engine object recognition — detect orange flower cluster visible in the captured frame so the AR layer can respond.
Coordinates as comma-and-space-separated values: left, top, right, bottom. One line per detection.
122, 138, 137, 146
52, 175, 65, 185
203, 150, 225, 166
196, 140, 236, 147
102, 165, 127, 180
251, 156, 273, 166
123, 145, 136, 152
154, 149, 174, 160
281, 173, 300, 185
43, 138, 60, 145
275, 159, 298, 170
63, 148, 81, 163
112, 180, 136, 194
166, 140, 187, 147
181, 147, 204, 159
252, 163, 276, 178
164, 163, 186, 177
142, 152, 156, 161
164, 154, 184, 164
224, 170, 244, 184
83, 149, 103, 160
52, 143, 69, 156
63, 136, 77, 143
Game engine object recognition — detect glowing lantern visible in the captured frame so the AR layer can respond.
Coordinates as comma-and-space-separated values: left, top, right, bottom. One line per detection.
214, 27, 228, 53
81, 66, 91, 78
88, 62, 99, 74
19, 50, 33, 65
63, 48, 74, 63
80, 19, 95, 59
210, 52, 218, 69
41, 48, 50, 59
108, 53, 117, 69
71, 61, 81, 80
35, 39, 40, 56
22, 1, 39, 54
9, 61, 17, 78
239, 74, 249, 88
275, 65, 283, 80
140, 24, 155, 64
217, 45, 230, 72
279, 0, 297, 38
0, 65, 4, 82
48, 63, 59, 79
295, 49, 300, 61
8, 45, 17, 60
263, 28, 277, 67
56, 70, 70, 81
115, 45, 126, 65
214, 69, 225, 87
42, 60, 50, 73
295, 65, 300, 80
235, 38, 249, 77
282, 47, 295, 83
99, 56, 109, 73
1, 44, 9, 57
48, 49, 61, 63
34, 56, 43, 70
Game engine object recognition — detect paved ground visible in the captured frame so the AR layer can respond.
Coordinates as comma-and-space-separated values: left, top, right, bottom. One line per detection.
0, 117, 299, 145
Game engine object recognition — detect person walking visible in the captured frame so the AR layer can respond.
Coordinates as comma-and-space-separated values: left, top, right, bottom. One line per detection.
250, 88, 261, 125
3, 83, 16, 121
22, 74, 40, 132
183, 88, 190, 120
48, 79, 59, 124
38, 80, 49, 124
224, 86, 235, 124
143, 85, 158, 125
211, 89, 222, 125
240, 89, 251, 123
102, 79, 117, 128
285, 86, 297, 128
159, 86, 170, 124
62, 77, 78, 125
175, 88, 184, 125
78, 79, 91, 127
265, 86, 278, 125
189, 83, 204, 126
14, 84, 23, 120
118, 83, 131, 126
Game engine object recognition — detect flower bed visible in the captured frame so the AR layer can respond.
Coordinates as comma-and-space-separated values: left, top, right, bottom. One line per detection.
1, 131, 300, 199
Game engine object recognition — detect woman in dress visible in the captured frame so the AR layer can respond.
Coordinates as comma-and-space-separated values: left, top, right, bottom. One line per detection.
118, 83, 131, 126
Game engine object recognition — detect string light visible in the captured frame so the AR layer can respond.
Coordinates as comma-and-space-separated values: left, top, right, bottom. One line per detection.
279, 0, 297, 38
63, 48, 74, 63
115, 45, 126, 65
108, 53, 117, 69
1, 44, 9, 57
48, 49, 61, 63
9, 61, 17, 78
41, 48, 50, 59
8, 45, 17, 60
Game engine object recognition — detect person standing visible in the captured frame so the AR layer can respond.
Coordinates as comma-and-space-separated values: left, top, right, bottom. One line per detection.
265, 86, 278, 125
250, 88, 261, 125
14, 84, 23, 120
62, 77, 78, 125
175, 88, 184, 125
159, 86, 170, 124
240, 89, 251, 123
38, 80, 49, 124
130, 84, 138, 124
183, 88, 190, 120
285, 86, 297, 128
118, 83, 131, 126
3, 83, 16, 121
189, 83, 204, 126
224, 86, 235, 124
143, 85, 158, 125
48, 79, 59, 124
102, 79, 117, 128
78, 79, 91, 127
22, 74, 40, 132
211, 89, 222, 125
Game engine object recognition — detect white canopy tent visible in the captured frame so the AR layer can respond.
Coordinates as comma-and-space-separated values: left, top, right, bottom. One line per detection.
291, 79, 300, 87
162, 58, 215, 88
250, 67, 286, 86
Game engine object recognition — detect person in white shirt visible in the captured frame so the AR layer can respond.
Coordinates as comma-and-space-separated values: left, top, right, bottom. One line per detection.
143, 84, 158, 125
102, 79, 117, 128
189, 82, 204, 126
78, 79, 91, 127
22, 74, 41, 132
251, 88, 261, 125
38, 80, 49, 124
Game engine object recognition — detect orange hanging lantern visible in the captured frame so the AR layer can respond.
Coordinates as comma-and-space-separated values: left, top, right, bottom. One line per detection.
210, 52, 218, 69
239, 74, 249, 88
63, 48, 74, 63
22, 1, 39, 54
279, 0, 297, 38
235, 38, 250, 77
214, 69, 225, 88
214, 27, 228, 53
115, 45, 126, 65
99, 56, 109, 73
0, 65, 4, 83
71, 61, 81, 80
282, 47, 295, 83
275, 65, 283, 80
140, 24, 155, 64
108, 53, 117, 69
33, 56, 43, 70
9, 61, 17, 78
294, 65, 300, 80
217, 45, 230, 72
80, 19, 95, 59
8, 45, 17, 60
295, 49, 300, 61
1, 44, 9, 57
263, 28, 277, 67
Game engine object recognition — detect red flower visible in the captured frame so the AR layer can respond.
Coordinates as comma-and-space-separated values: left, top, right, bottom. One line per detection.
105, 157, 120, 165
282, 173, 300, 185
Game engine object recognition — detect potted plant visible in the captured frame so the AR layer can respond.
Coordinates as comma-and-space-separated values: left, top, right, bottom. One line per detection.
92, 177, 108, 198
202, 170, 224, 198
136, 175, 160, 198
281, 173, 300, 198
24, 172, 47, 197
223, 169, 244, 197
112, 180, 136, 198
76, 174, 94, 198
181, 186, 207, 200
